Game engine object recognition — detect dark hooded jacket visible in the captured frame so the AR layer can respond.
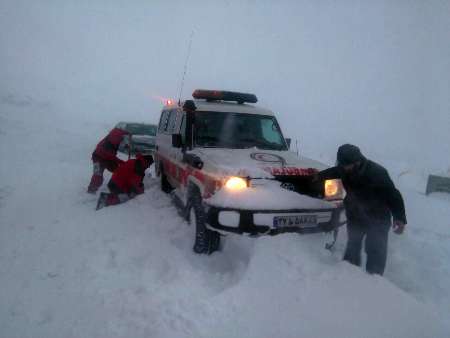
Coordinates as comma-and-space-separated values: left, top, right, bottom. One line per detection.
319, 159, 407, 225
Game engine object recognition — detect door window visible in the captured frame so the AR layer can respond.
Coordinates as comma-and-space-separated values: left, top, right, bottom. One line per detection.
158, 111, 169, 133
167, 110, 178, 133
180, 114, 186, 144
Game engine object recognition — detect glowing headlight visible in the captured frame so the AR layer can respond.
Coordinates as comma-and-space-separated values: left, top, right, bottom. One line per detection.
225, 177, 247, 191
325, 179, 341, 199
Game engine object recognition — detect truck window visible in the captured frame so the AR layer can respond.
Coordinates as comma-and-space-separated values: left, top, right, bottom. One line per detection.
158, 111, 169, 133
167, 110, 178, 134
180, 114, 186, 144
260, 118, 285, 145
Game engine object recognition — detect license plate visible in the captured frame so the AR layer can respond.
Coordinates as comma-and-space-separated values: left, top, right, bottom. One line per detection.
273, 214, 317, 228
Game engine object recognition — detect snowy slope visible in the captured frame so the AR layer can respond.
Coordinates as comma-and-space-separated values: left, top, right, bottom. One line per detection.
1, 1, 449, 336
1, 99, 448, 338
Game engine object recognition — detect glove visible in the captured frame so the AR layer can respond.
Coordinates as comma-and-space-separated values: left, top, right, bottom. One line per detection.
393, 220, 406, 234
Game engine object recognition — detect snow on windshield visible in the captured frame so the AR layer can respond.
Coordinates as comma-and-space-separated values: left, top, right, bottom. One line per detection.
194, 111, 287, 150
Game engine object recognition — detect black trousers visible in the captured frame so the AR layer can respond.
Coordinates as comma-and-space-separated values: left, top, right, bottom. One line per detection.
107, 180, 124, 194
343, 220, 391, 275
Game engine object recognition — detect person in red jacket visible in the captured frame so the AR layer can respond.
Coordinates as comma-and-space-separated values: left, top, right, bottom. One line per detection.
96, 154, 153, 210
87, 127, 129, 193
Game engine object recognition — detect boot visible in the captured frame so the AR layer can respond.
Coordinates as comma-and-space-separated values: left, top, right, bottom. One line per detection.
88, 174, 103, 194
96, 192, 108, 210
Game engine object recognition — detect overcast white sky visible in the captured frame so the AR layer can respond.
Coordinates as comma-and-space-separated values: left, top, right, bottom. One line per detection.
1, 0, 449, 171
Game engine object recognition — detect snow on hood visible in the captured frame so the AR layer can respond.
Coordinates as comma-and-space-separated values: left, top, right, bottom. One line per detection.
191, 147, 329, 178
206, 179, 336, 210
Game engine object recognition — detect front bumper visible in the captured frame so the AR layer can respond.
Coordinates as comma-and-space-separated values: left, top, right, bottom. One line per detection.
204, 203, 346, 236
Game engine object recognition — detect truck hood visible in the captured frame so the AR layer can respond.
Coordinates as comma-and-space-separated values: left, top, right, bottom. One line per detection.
192, 148, 329, 178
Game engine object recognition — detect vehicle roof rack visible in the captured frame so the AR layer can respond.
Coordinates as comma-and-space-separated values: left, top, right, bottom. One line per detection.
192, 89, 258, 104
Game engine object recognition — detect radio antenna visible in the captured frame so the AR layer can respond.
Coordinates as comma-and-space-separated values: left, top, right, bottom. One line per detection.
178, 30, 195, 105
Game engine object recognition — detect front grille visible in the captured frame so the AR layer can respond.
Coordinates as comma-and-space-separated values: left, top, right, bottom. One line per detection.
274, 175, 324, 198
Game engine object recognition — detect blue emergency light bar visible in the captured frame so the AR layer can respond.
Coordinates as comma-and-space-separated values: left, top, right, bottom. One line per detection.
192, 89, 258, 104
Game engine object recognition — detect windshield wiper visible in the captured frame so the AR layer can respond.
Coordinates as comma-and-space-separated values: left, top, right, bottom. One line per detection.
236, 138, 285, 150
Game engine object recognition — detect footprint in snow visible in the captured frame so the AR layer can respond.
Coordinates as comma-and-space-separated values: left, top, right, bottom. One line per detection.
0, 185, 13, 207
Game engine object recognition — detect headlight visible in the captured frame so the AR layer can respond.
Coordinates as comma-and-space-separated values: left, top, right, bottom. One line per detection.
325, 179, 344, 200
225, 177, 247, 191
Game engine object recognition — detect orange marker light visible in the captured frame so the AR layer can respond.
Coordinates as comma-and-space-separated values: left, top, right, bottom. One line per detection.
325, 180, 339, 197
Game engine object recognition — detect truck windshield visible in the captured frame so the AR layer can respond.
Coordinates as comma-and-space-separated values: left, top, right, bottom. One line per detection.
194, 111, 287, 150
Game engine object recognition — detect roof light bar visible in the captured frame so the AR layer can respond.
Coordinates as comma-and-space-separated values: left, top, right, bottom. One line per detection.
192, 89, 258, 104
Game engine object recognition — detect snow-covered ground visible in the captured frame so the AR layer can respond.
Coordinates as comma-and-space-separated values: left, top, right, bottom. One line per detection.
1, 1, 449, 336
1, 99, 449, 338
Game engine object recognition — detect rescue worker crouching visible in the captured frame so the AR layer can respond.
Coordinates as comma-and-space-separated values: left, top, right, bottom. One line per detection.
87, 127, 129, 193
317, 144, 407, 275
96, 154, 153, 210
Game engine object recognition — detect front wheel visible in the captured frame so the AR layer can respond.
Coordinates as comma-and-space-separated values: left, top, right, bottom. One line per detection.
188, 190, 221, 254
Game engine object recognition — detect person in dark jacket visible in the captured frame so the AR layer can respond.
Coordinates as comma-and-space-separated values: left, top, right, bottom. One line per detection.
87, 127, 129, 193
96, 154, 153, 210
318, 144, 406, 275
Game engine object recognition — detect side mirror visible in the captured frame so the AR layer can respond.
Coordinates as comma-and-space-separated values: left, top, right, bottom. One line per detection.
183, 153, 203, 169
172, 134, 182, 148
285, 138, 291, 149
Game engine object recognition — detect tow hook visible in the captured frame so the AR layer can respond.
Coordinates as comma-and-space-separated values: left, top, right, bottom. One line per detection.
325, 228, 339, 251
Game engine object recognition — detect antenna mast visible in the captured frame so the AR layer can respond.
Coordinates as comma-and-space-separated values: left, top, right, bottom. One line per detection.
178, 30, 195, 105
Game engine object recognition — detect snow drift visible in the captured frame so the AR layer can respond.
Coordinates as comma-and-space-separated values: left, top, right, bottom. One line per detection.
1, 1, 449, 337
0, 97, 448, 338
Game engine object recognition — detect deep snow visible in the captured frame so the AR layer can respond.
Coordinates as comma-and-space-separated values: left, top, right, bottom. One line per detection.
1, 1, 450, 337
0, 98, 449, 338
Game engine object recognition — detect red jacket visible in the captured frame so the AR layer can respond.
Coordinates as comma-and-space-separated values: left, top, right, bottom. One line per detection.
93, 128, 129, 162
110, 155, 152, 194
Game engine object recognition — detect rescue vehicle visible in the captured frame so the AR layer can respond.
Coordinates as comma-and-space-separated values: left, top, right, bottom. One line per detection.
155, 89, 346, 254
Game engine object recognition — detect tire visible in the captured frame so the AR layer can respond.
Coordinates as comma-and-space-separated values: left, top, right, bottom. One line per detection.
188, 189, 221, 254
160, 166, 173, 193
